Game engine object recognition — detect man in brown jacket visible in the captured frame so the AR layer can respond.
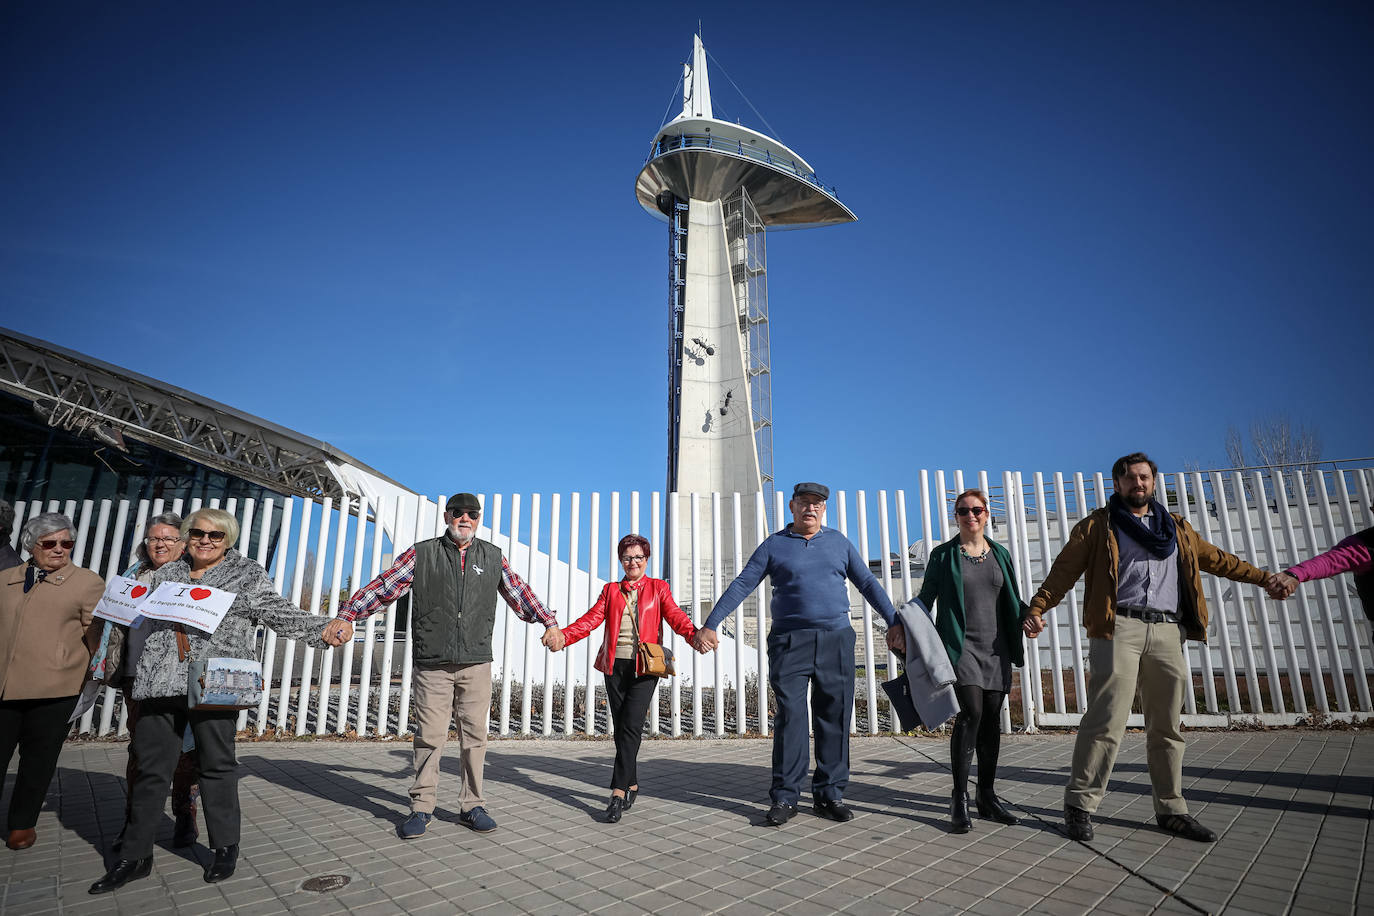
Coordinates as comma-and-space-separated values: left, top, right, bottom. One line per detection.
1024, 452, 1282, 844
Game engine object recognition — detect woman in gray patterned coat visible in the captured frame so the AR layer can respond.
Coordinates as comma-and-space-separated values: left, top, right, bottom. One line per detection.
90, 508, 352, 894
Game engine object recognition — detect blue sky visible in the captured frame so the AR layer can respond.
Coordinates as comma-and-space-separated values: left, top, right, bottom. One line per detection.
3, 2, 1371, 503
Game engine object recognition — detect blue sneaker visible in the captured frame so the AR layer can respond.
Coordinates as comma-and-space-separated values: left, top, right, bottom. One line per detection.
457, 806, 497, 833
397, 811, 431, 839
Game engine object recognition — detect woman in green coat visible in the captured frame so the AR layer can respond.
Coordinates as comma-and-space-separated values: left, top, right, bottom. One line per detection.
918, 488, 1029, 833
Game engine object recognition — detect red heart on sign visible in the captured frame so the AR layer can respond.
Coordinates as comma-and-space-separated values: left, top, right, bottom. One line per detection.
190, 588, 212, 601
130, 586, 147, 599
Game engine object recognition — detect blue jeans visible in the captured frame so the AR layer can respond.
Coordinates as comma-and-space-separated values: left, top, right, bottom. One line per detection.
767, 627, 855, 805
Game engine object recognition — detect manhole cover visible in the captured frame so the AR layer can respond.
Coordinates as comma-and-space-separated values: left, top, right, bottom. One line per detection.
301, 874, 351, 893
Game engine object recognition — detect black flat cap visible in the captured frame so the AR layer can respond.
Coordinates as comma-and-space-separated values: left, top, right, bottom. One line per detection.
792, 482, 829, 500
445, 493, 482, 514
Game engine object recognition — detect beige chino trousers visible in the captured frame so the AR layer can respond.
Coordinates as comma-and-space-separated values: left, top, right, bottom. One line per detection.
1064, 615, 1189, 816
410, 662, 492, 814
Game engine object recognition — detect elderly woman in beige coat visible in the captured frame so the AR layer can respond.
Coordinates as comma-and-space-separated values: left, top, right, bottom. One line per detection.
0, 512, 104, 851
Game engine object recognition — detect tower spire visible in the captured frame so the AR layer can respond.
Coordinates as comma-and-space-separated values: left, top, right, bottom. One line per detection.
681, 33, 713, 120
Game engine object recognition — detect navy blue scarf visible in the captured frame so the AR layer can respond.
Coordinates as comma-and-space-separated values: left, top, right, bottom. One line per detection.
1109, 493, 1178, 560
23, 562, 48, 593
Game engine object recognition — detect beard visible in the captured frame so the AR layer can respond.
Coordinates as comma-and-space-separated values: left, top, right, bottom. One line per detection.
1123, 489, 1152, 509
447, 523, 475, 545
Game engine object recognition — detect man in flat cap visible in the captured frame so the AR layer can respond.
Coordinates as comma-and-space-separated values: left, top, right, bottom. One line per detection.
336, 493, 559, 838
695, 483, 904, 825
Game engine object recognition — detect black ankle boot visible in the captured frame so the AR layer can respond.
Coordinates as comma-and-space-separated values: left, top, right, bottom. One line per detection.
605, 796, 625, 824
89, 857, 153, 894
976, 788, 1020, 825
204, 844, 238, 883
950, 791, 972, 834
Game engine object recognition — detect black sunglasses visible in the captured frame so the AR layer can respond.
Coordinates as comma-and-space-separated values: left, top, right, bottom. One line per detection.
449, 509, 481, 520
188, 528, 227, 542
955, 506, 987, 517
37, 539, 75, 550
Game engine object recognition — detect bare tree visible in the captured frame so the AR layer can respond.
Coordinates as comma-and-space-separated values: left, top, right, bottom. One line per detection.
1225, 414, 1322, 500
1225, 414, 1322, 470
298, 550, 317, 611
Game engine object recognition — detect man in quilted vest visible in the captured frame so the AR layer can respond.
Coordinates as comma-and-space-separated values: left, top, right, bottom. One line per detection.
338, 493, 559, 838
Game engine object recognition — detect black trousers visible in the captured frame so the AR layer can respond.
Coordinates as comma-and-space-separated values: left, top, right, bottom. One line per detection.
122, 696, 239, 858
604, 658, 658, 792
951, 684, 1006, 794
767, 627, 856, 805
0, 695, 78, 830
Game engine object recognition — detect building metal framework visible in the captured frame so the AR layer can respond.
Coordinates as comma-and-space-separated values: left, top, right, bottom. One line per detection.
726, 187, 775, 526
0, 327, 407, 502
663, 193, 690, 497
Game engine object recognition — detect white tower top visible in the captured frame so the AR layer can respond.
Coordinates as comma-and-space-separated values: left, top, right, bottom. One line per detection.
636, 35, 855, 228
680, 34, 713, 120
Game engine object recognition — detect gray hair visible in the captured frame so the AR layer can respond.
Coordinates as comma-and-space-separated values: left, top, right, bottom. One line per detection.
134, 511, 184, 566
20, 513, 75, 552
0, 500, 14, 538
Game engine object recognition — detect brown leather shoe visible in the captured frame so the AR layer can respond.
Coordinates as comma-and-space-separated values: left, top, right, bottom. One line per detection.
5, 828, 36, 850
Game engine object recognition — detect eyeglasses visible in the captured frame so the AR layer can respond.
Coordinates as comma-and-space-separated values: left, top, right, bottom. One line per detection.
955, 506, 987, 517
187, 528, 227, 542
621, 555, 646, 564
145, 536, 182, 546
37, 539, 75, 550
450, 509, 481, 520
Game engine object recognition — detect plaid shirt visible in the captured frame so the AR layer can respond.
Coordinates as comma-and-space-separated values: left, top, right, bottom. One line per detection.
339, 544, 556, 628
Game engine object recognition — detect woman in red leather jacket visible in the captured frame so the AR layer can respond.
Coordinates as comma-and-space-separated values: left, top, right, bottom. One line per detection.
542, 534, 697, 823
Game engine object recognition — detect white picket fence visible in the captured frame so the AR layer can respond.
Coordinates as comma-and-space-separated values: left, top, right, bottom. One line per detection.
13, 462, 1373, 739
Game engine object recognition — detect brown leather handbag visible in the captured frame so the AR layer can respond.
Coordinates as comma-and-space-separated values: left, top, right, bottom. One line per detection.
636, 640, 675, 678
628, 594, 675, 678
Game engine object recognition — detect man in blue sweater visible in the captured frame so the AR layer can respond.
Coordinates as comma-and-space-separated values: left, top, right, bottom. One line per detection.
694, 482, 905, 825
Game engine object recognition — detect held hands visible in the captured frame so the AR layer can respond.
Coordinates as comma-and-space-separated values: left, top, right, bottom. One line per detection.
541, 626, 566, 652
885, 623, 906, 656
692, 627, 719, 654
322, 619, 354, 647
1265, 572, 1299, 600
1022, 614, 1044, 638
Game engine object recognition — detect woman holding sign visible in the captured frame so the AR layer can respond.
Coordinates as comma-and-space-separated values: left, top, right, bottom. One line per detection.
541, 534, 696, 824
90, 508, 352, 893
90, 512, 203, 851
0, 513, 104, 851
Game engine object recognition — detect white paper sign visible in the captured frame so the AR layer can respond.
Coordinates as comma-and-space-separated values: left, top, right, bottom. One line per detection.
138, 582, 237, 634
92, 575, 154, 626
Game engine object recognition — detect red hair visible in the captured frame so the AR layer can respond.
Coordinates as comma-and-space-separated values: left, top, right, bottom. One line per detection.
618, 533, 651, 560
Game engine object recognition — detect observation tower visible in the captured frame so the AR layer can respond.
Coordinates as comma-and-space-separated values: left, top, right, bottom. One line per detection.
636, 35, 855, 617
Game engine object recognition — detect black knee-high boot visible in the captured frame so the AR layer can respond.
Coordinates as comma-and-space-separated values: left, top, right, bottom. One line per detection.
949, 718, 975, 833
974, 697, 1018, 826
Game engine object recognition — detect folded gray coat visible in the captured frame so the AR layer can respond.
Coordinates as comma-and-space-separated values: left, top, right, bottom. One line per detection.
892, 597, 959, 729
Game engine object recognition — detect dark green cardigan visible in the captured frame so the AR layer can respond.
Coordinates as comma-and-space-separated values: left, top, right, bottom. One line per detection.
916, 536, 1029, 668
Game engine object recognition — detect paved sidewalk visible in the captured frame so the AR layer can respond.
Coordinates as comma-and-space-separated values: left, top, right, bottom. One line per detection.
2, 730, 1369, 915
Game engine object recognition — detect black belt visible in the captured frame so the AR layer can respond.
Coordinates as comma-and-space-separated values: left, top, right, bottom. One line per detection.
1117, 605, 1178, 624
